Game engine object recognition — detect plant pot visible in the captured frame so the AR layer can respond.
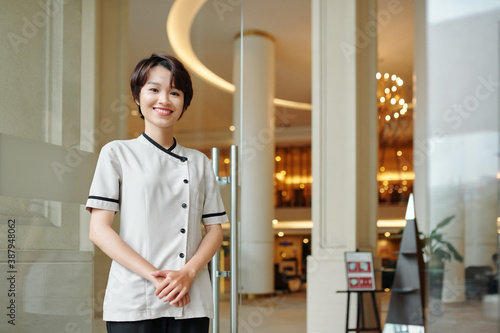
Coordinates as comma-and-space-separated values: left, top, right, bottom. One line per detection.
428, 259, 445, 299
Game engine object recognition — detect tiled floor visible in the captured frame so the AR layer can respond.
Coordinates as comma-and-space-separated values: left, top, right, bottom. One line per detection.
217, 291, 306, 333
92, 291, 306, 333
93, 291, 499, 332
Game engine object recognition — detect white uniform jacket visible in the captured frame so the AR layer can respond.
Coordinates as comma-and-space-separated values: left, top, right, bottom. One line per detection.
86, 133, 228, 322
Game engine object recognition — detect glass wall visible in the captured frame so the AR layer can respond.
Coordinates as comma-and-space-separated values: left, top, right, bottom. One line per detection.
417, 1, 500, 332
0, 0, 94, 331
382, 1, 500, 332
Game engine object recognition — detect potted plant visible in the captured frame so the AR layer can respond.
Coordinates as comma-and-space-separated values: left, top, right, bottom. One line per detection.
419, 215, 463, 299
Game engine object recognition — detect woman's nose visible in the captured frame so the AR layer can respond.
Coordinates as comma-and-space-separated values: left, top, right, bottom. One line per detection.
159, 92, 171, 105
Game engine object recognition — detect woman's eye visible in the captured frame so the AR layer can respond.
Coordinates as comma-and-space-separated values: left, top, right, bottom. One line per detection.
170, 92, 180, 96
149, 88, 159, 92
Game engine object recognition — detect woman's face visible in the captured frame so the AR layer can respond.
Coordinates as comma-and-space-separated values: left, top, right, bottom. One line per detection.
137, 65, 185, 132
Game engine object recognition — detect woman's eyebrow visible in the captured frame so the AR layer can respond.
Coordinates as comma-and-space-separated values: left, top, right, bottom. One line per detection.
146, 81, 160, 85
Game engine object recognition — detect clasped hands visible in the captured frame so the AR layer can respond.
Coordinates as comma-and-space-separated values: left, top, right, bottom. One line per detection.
151, 269, 195, 308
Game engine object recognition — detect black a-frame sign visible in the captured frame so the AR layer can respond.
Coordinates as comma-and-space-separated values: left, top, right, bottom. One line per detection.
384, 194, 426, 331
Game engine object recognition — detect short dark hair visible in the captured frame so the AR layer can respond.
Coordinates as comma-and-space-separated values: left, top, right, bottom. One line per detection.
130, 53, 193, 119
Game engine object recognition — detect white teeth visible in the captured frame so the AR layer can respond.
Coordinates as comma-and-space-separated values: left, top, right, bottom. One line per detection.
154, 108, 172, 114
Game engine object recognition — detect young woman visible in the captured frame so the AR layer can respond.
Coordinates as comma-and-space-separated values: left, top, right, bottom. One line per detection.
87, 54, 227, 333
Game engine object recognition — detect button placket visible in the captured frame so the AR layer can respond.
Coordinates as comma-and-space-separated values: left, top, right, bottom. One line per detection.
179, 164, 189, 264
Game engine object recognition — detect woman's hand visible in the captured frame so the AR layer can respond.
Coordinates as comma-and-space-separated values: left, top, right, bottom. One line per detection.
151, 269, 195, 305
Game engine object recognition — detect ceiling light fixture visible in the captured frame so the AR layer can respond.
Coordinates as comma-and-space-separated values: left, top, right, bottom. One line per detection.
167, 0, 312, 111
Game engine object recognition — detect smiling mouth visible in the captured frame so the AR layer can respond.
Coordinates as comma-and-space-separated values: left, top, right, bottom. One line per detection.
153, 107, 173, 115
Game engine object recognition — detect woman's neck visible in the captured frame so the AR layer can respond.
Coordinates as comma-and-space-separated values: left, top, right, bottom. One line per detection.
144, 125, 175, 149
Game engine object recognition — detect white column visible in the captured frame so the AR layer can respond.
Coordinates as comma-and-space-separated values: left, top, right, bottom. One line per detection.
233, 32, 275, 294
308, 0, 378, 331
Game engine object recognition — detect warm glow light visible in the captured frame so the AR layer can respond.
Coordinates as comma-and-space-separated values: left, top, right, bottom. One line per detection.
273, 174, 313, 185
384, 73, 390, 79
377, 171, 415, 181
275, 156, 282, 162
280, 170, 287, 175
229, 125, 235, 132
391, 74, 397, 81
402, 165, 408, 171
384, 232, 391, 237
224, 158, 230, 164
394, 112, 400, 118
376, 72, 382, 79
385, 115, 391, 121
379, 188, 385, 193
402, 180, 407, 185
273, 220, 313, 229
390, 98, 396, 105
397, 79, 404, 86
403, 103, 408, 109
384, 88, 390, 94
303, 238, 309, 244
382, 180, 389, 186
299, 183, 305, 189
166, 0, 312, 111
272, 219, 278, 225
391, 86, 397, 92
400, 109, 407, 115
278, 232, 285, 237
397, 150, 402, 156
380, 166, 386, 172
380, 97, 386, 103
377, 219, 407, 228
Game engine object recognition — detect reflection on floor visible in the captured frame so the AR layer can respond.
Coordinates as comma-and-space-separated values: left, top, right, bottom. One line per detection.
217, 291, 307, 333
92, 291, 498, 332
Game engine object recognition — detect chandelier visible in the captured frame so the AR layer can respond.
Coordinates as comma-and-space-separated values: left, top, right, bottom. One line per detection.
377, 72, 413, 203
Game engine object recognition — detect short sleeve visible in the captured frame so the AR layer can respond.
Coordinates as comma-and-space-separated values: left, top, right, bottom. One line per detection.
201, 156, 229, 225
85, 143, 121, 213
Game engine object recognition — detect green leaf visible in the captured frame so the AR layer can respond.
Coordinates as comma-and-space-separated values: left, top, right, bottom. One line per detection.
433, 215, 455, 233
445, 242, 464, 262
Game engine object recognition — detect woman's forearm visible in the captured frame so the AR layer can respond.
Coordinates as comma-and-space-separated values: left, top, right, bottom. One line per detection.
183, 224, 223, 277
89, 209, 161, 285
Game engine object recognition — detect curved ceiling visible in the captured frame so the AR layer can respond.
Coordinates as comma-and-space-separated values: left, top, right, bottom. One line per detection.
127, 0, 413, 148
166, 0, 312, 111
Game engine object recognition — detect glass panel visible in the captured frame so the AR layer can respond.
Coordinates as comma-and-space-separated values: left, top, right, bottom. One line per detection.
422, 2, 500, 331
0, 0, 94, 331
378, 1, 500, 332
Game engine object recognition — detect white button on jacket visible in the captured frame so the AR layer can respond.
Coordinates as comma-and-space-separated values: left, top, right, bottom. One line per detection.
86, 133, 228, 322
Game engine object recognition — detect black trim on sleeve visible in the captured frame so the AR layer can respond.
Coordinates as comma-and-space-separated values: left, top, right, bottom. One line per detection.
202, 211, 227, 218
88, 196, 120, 204
142, 132, 188, 162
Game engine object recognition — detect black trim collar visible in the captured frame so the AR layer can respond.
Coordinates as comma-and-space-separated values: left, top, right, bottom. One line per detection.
142, 132, 188, 162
